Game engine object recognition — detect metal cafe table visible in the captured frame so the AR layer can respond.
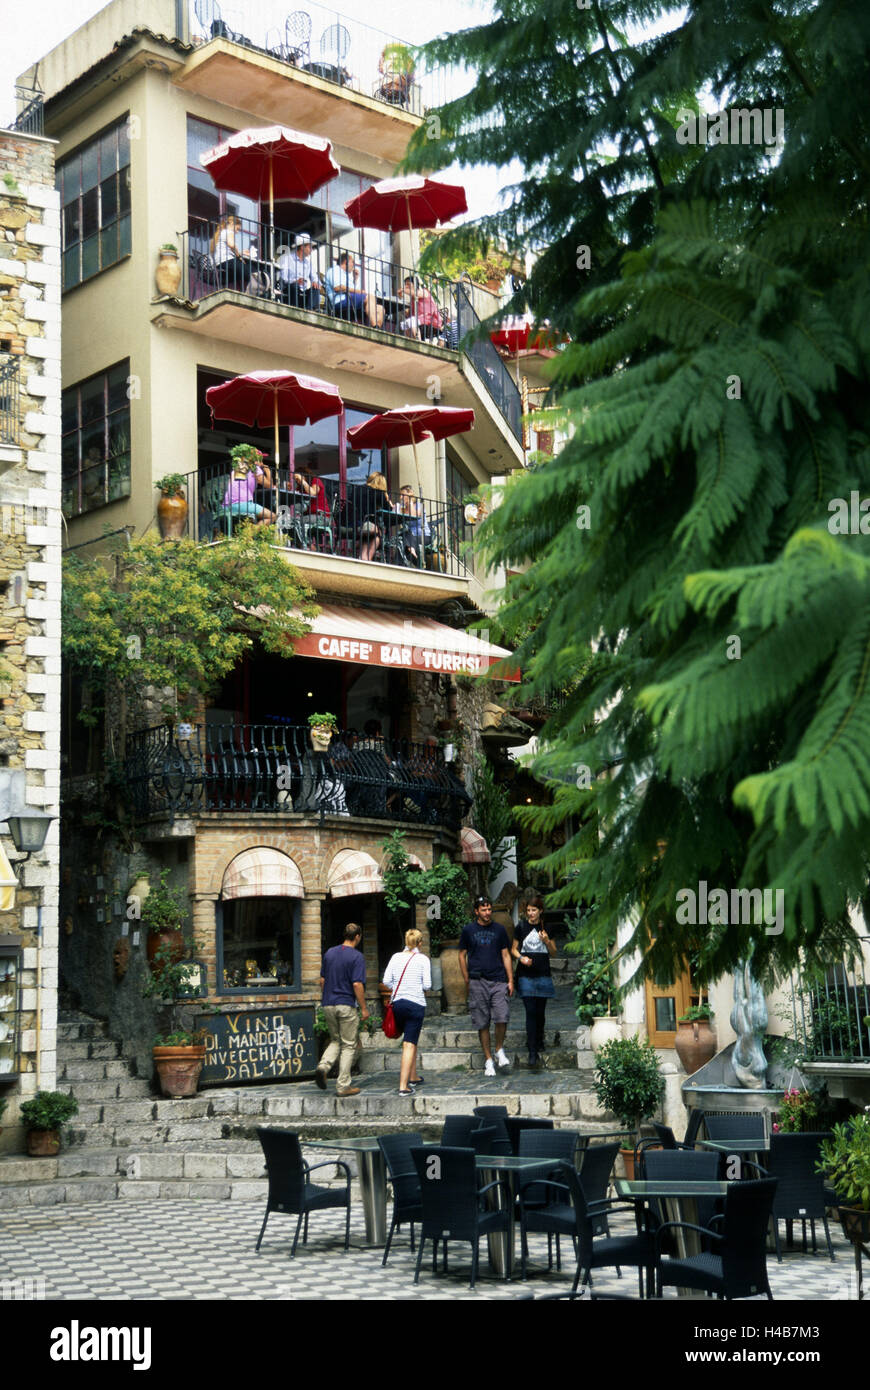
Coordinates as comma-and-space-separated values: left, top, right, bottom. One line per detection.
615, 1178, 732, 1296
305, 1137, 551, 1276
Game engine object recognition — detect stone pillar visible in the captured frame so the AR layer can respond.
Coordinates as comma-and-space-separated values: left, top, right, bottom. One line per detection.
191, 891, 218, 992
300, 892, 324, 992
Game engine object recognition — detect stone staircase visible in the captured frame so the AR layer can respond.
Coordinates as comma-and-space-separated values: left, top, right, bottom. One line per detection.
0, 968, 610, 1207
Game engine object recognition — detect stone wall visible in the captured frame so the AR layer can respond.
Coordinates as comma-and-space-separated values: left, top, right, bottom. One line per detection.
0, 128, 61, 1152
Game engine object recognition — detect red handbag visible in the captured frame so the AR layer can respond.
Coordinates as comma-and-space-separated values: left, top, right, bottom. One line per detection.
382, 954, 415, 1038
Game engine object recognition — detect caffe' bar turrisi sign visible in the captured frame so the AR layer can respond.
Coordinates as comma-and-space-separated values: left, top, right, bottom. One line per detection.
200, 1008, 315, 1085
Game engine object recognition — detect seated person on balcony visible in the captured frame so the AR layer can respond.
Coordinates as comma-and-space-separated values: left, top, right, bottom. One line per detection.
277, 233, 321, 310
293, 461, 331, 516
376, 45, 415, 106
357, 472, 394, 561
325, 251, 384, 328
211, 215, 257, 292
222, 446, 276, 527
400, 277, 442, 341
397, 484, 431, 564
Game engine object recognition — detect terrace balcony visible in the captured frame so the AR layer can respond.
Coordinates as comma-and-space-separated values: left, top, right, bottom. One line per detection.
154, 215, 524, 465
124, 722, 471, 830
786, 941, 870, 1105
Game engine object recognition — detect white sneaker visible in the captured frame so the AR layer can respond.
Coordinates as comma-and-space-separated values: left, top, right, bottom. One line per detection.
484, 1058, 496, 1077
496, 1048, 511, 1069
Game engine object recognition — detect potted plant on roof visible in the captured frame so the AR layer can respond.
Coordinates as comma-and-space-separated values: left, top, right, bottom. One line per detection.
19, 1090, 79, 1156
141, 868, 188, 973
593, 1033, 666, 1179
155, 473, 188, 539
818, 1113, 870, 1245
308, 710, 338, 751
155, 242, 181, 296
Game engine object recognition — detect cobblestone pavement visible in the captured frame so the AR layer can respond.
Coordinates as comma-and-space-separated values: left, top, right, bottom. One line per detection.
0, 1195, 857, 1302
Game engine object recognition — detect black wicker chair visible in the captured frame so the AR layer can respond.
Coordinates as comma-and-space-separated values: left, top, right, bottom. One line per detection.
703, 1112, 766, 1143
377, 1133, 424, 1266
517, 1129, 582, 1269
766, 1133, 835, 1261
254, 1128, 351, 1257
470, 1108, 512, 1155
518, 1160, 657, 1296
642, 1148, 723, 1249
655, 1177, 778, 1299
441, 1115, 495, 1150
504, 1115, 554, 1153
411, 1146, 512, 1289
578, 1142, 620, 1237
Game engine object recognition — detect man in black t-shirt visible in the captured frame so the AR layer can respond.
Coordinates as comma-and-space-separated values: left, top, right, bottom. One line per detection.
459, 895, 514, 1077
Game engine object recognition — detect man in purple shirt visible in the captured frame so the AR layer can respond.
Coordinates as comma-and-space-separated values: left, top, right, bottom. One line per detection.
315, 923, 369, 1097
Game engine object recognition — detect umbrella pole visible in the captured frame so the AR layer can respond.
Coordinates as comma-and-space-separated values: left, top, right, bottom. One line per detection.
269, 160, 276, 300
273, 393, 280, 469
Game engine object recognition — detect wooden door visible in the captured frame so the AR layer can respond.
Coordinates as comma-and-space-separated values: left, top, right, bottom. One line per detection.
645, 970, 698, 1048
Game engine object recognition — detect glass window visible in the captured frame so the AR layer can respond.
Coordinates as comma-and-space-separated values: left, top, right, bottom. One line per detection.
62, 359, 131, 517
57, 117, 132, 291
219, 898, 300, 992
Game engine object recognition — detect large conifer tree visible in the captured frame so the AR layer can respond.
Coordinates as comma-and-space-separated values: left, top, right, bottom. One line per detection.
404, 0, 870, 983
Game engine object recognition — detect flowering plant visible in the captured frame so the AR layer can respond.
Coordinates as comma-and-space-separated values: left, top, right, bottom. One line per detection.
773, 1087, 819, 1133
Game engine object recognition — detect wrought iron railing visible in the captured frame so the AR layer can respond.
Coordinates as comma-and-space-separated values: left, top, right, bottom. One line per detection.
125, 722, 471, 826
788, 942, 870, 1061
189, 0, 452, 114
455, 283, 523, 443
180, 214, 460, 343
9, 86, 44, 136
0, 357, 20, 445
180, 459, 475, 579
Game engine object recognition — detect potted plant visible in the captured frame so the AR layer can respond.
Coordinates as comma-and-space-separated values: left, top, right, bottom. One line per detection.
772, 1087, 820, 1134
674, 1002, 717, 1075
229, 442, 266, 474
593, 1033, 666, 1178
818, 1114, 870, 1244
155, 242, 181, 296
141, 869, 188, 972
308, 711, 338, 750
152, 1029, 206, 1098
155, 473, 188, 538
19, 1090, 79, 1156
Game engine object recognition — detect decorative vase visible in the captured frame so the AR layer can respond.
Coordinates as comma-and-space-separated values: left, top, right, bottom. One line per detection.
674, 1020, 717, 1075
309, 725, 334, 751
590, 1016, 621, 1050
157, 492, 188, 539
155, 249, 181, 296
153, 1045, 205, 1098
26, 1128, 60, 1156
439, 941, 467, 1013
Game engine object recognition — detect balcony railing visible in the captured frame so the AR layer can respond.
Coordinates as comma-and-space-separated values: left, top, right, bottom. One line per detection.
189, 0, 452, 114
455, 283, 523, 443
788, 943, 870, 1061
181, 460, 475, 580
0, 358, 20, 445
125, 722, 471, 827
8, 86, 44, 136
180, 214, 460, 343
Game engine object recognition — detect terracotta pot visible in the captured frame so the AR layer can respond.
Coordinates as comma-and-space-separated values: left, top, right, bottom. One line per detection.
153, 1045, 205, 1098
155, 249, 181, 296
620, 1147, 636, 1181
157, 492, 188, 539
146, 929, 185, 970
26, 1128, 61, 1156
674, 1019, 717, 1075
838, 1206, 870, 1245
590, 1016, 621, 1050
439, 942, 467, 1013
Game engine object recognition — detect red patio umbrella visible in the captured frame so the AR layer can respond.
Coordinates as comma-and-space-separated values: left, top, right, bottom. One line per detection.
491, 314, 533, 356
205, 370, 343, 468
343, 175, 468, 278
347, 404, 474, 492
201, 126, 339, 281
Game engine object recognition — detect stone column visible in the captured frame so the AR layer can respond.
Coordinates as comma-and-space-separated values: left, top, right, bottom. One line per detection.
300, 892, 324, 992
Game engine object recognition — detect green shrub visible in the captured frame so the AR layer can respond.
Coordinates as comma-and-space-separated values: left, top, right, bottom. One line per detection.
19, 1091, 79, 1132
593, 1034, 665, 1139
819, 1115, 870, 1210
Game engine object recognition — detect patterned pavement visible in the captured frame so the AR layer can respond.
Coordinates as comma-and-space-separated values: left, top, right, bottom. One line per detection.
0, 1193, 858, 1302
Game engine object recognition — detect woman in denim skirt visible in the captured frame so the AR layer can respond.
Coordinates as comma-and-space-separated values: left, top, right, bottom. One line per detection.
512, 894, 556, 1069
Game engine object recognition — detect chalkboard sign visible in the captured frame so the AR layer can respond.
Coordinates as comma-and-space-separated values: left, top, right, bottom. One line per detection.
200, 1007, 316, 1085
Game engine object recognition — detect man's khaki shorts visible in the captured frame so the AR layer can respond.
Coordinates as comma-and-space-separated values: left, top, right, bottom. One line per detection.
468, 977, 510, 1030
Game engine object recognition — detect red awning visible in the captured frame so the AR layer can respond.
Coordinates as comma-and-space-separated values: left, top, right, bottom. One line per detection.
292, 604, 519, 681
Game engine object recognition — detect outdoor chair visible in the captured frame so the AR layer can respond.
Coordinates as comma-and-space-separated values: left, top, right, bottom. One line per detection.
284, 11, 312, 66
504, 1116, 554, 1153
577, 1142, 620, 1237
655, 1177, 778, 1299
517, 1129, 581, 1269
441, 1115, 494, 1150
411, 1146, 512, 1290
703, 1112, 766, 1143
377, 1133, 424, 1266
318, 22, 350, 83
254, 1128, 351, 1257
199, 474, 234, 539
642, 1148, 722, 1250
471, 1107, 512, 1156
683, 1109, 705, 1147
765, 1133, 835, 1262
518, 1160, 657, 1297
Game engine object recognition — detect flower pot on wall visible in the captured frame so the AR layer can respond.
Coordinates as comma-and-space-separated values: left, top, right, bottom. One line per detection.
157, 492, 188, 539
674, 1020, 717, 1075
155, 248, 181, 296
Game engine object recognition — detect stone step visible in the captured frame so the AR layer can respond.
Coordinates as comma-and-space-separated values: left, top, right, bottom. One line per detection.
58, 1078, 153, 1102
58, 1058, 137, 1082
56, 1016, 110, 1042
58, 1038, 122, 1061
